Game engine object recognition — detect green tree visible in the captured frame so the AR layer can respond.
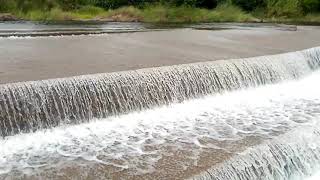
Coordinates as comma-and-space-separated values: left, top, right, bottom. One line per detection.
301, 0, 320, 13
0, 0, 16, 12
232, 0, 266, 11
267, 0, 303, 17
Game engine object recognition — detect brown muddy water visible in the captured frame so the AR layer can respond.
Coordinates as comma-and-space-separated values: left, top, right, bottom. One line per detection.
0, 22, 320, 180
0, 22, 320, 84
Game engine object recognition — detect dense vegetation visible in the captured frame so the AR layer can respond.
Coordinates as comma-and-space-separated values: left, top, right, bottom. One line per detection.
0, 0, 320, 23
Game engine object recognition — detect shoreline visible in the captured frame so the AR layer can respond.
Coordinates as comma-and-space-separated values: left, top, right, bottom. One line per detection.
1, 7, 320, 26
2, 16, 320, 26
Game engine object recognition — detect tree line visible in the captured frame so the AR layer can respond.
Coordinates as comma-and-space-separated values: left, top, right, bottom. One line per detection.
1, 0, 320, 17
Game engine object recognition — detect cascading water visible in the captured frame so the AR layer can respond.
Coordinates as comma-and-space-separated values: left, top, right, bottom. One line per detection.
0, 47, 320, 137
1, 47, 320, 180
1, 64, 320, 179
192, 127, 320, 180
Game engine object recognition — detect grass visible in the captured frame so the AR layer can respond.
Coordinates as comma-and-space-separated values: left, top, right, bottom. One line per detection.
106, 4, 255, 23
103, 6, 143, 22
5, 4, 255, 23
2, 4, 320, 24
11, 5, 107, 21
304, 13, 320, 24
20, 8, 73, 21
260, 13, 320, 25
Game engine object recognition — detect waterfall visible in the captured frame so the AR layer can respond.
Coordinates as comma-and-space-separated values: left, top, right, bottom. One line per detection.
0, 47, 320, 137
192, 127, 320, 180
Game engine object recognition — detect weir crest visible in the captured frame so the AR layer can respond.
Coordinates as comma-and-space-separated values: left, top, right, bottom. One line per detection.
0, 47, 320, 137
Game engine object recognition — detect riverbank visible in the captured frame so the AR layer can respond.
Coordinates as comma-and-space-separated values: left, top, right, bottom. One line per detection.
0, 5, 256, 23
1, 5, 320, 24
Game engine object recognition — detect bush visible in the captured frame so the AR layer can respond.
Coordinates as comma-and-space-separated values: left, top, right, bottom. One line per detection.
1, 0, 320, 22
142, 3, 253, 22
14, 0, 57, 12
107, 6, 143, 21
212, 3, 254, 21
143, 4, 168, 22
196, 0, 218, 9
301, 0, 320, 13
128, 0, 159, 7
0, 0, 17, 12
57, 0, 83, 10
232, 0, 266, 11
160, 0, 218, 8
94, 0, 130, 9
267, 0, 303, 17
76, 5, 104, 15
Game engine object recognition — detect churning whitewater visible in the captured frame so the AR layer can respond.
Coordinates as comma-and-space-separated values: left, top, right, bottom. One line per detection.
0, 47, 320, 137
0, 47, 320, 179
1, 61, 320, 179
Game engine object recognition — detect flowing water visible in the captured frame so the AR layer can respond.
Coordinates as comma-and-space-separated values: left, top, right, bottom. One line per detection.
0, 21, 296, 37
1, 47, 319, 137
0, 47, 320, 179
0, 22, 158, 37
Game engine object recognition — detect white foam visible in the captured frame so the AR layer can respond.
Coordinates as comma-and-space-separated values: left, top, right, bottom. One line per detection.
1, 71, 320, 177
305, 170, 320, 180
0, 33, 111, 40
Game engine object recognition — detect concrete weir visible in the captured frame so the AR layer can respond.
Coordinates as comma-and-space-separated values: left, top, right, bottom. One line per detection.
0, 47, 319, 137
0, 46, 320, 179
2, 74, 320, 179
192, 126, 320, 180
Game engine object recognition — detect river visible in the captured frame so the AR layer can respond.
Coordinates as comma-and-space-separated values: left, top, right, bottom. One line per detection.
0, 22, 320, 179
